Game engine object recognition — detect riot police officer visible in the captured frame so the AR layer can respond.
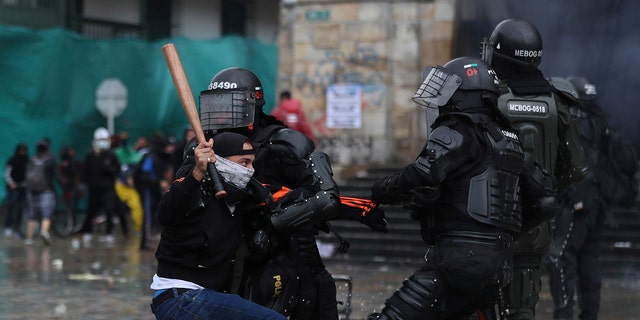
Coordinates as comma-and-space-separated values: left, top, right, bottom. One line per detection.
367, 56, 556, 320
545, 77, 636, 320
481, 18, 587, 320
193, 67, 387, 319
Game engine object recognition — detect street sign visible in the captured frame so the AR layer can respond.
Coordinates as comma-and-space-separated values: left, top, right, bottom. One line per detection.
95, 78, 128, 133
305, 10, 330, 21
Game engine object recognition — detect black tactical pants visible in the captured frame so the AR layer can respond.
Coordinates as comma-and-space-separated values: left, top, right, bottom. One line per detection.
545, 204, 604, 320
375, 232, 513, 320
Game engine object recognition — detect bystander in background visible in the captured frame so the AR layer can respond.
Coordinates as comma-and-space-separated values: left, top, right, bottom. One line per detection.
271, 90, 316, 144
134, 135, 174, 250
59, 146, 83, 232
113, 131, 144, 234
24, 139, 60, 245
78, 128, 129, 245
4, 143, 29, 239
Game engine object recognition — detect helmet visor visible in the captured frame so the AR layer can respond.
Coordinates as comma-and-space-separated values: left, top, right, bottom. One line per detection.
199, 90, 256, 131
412, 66, 462, 109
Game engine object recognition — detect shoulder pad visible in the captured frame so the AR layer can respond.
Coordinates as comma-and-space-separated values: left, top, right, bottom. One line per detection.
548, 77, 579, 103
415, 125, 466, 184
428, 126, 465, 150
269, 128, 314, 161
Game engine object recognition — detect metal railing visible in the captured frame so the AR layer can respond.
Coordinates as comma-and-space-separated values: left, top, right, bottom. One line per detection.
68, 17, 145, 39
0, 0, 65, 29
0, 0, 146, 39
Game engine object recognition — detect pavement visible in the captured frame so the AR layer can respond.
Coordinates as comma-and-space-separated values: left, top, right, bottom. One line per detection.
1, 232, 639, 320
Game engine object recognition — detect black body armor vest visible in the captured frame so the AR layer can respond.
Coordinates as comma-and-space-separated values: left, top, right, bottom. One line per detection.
438, 114, 526, 233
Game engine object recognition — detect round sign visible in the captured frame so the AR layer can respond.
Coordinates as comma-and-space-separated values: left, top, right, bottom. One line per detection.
96, 78, 128, 118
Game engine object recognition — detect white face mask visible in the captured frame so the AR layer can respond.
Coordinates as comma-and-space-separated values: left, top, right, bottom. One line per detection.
214, 156, 255, 189
93, 139, 111, 152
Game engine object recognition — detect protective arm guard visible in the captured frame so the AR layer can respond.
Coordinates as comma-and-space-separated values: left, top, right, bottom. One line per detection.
270, 151, 340, 230
371, 126, 466, 205
520, 153, 560, 232
410, 126, 467, 205
370, 173, 411, 205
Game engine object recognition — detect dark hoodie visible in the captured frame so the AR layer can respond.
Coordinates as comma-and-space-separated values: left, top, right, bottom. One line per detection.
5, 143, 28, 189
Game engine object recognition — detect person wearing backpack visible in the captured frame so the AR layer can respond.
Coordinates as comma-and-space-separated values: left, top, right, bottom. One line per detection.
545, 76, 638, 320
24, 139, 59, 245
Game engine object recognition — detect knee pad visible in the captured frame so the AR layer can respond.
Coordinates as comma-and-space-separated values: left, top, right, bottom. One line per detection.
381, 272, 443, 319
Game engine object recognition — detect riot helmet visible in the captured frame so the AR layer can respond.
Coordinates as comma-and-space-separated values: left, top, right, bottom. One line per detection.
199, 67, 264, 135
567, 76, 597, 101
482, 18, 543, 69
413, 56, 500, 113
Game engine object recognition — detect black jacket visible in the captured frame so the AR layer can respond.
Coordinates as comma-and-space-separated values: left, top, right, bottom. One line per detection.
5, 153, 28, 189
155, 172, 250, 292
83, 150, 120, 189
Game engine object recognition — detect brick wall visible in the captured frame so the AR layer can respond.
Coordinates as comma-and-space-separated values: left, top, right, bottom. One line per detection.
277, 0, 455, 174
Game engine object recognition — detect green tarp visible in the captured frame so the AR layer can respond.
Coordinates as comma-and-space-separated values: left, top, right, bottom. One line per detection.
0, 25, 278, 201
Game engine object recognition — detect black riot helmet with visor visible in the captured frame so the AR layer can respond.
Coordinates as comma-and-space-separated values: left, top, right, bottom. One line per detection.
199, 67, 265, 136
413, 56, 500, 114
567, 76, 597, 102
481, 18, 543, 69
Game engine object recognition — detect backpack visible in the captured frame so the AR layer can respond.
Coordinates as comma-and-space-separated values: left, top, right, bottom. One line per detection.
26, 155, 50, 193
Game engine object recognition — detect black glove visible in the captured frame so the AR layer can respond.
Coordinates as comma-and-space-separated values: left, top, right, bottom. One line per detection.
361, 204, 388, 233
336, 197, 388, 233
371, 174, 410, 205
370, 176, 390, 203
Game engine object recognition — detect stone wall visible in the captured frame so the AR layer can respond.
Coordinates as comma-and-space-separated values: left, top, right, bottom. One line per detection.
277, 0, 455, 174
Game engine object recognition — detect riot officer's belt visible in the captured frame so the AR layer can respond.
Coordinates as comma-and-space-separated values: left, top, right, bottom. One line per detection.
435, 231, 513, 249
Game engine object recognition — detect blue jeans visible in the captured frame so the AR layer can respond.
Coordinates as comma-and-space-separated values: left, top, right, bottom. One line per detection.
151, 288, 287, 320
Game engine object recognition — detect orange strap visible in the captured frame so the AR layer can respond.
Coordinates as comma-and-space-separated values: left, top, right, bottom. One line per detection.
339, 196, 378, 217
271, 186, 291, 201
261, 185, 378, 217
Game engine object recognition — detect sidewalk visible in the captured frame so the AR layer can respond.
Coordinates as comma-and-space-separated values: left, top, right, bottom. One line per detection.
0, 233, 638, 319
